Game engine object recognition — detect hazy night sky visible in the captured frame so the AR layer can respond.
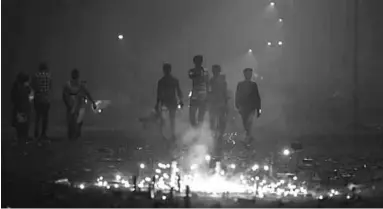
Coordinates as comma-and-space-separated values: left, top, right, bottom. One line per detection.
2, 0, 383, 136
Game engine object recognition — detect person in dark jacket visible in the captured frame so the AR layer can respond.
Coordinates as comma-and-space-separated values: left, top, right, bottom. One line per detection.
235, 68, 261, 141
208, 65, 229, 160
62, 69, 96, 140
155, 63, 184, 140
11, 72, 33, 143
188, 55, 209, 127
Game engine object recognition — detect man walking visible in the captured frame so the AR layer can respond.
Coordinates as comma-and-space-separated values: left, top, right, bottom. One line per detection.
235, 68, 261, 143
155, 63, 184, 141
208, 65, 229, 160
188, 55, 209, 127
32, 63, 52, 141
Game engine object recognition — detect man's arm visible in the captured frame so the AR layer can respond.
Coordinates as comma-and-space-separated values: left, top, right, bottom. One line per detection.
175, 79, 183, 102
235, 83, 241, 109
253, 83, 261, 110
62, 85, 70, 109
82, 84, 95, 104
156, 79, 163, 108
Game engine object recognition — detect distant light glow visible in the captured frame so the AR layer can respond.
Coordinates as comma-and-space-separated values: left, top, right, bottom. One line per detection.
279, 18, 283, 23
270, 2, 275, 6
140, 163, 145, 169
118, 34, 124, 40
283, 149, 291, 156
278, 41, 283, 46
248, 49, 252, 53
267, 42, 272, 46
263, 165, 270, 171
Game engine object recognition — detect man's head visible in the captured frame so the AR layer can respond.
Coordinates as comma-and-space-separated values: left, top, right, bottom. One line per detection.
71, 69, 80, 80
243, 68, 253, 81
193, 55, 203, 67
212, 65, 221, 77
39, 62, 48, 72
163, 63, 172, 76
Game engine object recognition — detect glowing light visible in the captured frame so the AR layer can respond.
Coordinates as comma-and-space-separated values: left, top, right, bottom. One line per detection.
252, 164, 259, 171
293, 176, 298, 181
145, 177, 151, 182
267, 42, 272, 46
140, 163, 145, 169
346, 195, 351, 199
318, 195, 324, 200
191, 164, 198, 170
79, 184, 85, 190
279, 18, 283, 23
118, 34, 124, 40
270, 2, 275, 6
248, 49, 252, 53
115, 175, 121, 181
162, 195, 167, 200
188, 91, 192, 98
114, 184, 119, 188
283, 149, 291, 156
230, 164, 236, 169
263, 165, 270, 171
278, 41, 283, 46
163, 173, 170, 179
158, 163, 166, 169
205, 155, 211, 162
156, 168, 162, 174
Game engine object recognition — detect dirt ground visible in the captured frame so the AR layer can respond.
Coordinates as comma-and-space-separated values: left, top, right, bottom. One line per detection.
2, 124, 383, 207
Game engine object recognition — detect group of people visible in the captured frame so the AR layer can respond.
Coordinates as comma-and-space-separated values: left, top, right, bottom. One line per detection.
155, 55, 262, 160
11, 63, 96, 144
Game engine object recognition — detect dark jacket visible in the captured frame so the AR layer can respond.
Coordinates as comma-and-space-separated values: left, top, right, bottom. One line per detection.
235, 80, 261, 111
209, 75, 228, 107
157, 75, 183, 108
11, 82, 32, 114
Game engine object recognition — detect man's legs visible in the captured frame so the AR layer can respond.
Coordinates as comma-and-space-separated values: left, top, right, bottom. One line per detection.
34, 103, 42, 139
197, 100, 207, 126
189, 100, 198, 127
168, 107, 177, 140
240, 109, 255, 138
41, 103, 50, 138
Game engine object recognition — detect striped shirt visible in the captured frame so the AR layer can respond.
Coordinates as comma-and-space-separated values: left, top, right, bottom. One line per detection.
33, 71, 52, 103
189, 67, 209, 101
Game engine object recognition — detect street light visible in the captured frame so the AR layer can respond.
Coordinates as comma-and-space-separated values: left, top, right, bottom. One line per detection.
118, 34, 124, 40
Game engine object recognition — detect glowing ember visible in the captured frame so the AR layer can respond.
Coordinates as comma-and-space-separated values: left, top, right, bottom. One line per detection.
252, 164, 259, 171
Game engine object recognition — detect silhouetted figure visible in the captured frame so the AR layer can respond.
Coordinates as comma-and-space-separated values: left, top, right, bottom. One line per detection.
188, 55, 209, 127
155, 63, 183, 140
11, 72, 33, 143
32, 63, 52, 140
235, 68, 261, 142
208, 65, 229, 160
62, 69, 96, 140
